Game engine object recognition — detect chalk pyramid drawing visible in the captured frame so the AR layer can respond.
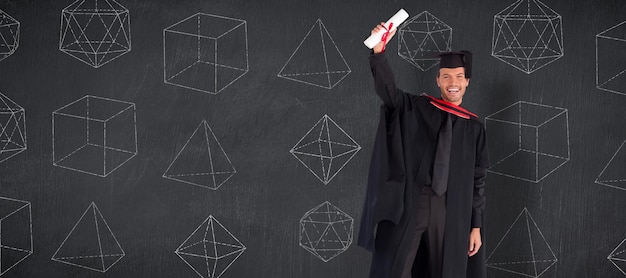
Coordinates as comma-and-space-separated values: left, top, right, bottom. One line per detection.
290, 115, 360, 185
51, 202, 124, 272
163, 120, 236, 190
596, 140, 626, 191
175, 215, 246, 278
608, 237, 626, 275
277, 19, 351, 89
487, 208, 557, 277
0, 92, 26, 163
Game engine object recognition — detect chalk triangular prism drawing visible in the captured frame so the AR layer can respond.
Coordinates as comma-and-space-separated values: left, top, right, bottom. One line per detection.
163, 120, 236, 190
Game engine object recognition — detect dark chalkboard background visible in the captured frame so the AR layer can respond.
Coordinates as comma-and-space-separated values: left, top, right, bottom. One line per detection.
1, 0, 625, 277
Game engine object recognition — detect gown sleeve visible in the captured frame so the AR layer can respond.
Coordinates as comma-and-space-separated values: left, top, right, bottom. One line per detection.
369, 53, 402, 108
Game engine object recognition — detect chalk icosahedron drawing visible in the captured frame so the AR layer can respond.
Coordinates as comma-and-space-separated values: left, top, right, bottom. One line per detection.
0, 92, 26, 163
299, 201, 353, 262
277, 19, 351, 89
163, 120, 235, 190
53, 95, 137, 177
59, 0, 131, 68
486, 101, 569, 183
0, 9, 19, 62
492, 0, 564, 74
397, 11, 452, 71
608, 237, 626, 276
290, 114, 360, 185
175, 215, 246, 278
0, 197, 33, 276
596, 21, 626, 95
595, 140, 626, 191
51, 202, 125, 272
487, 208, 557, 277
164, 13, 248, 94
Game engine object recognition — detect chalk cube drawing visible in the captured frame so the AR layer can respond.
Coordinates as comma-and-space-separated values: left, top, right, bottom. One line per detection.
299, 201, 353, 262
609, 237, 626, 276
277, 19, 351, 89
0, 197, 33, 276
597, 21, 626, 95
397, 11, 452, 71
59, 0, 131, 68
51, 202, 124, 272
164, 13, 248, 94
596, 140, 626, 191
487, 208, 557, 278
0, 9, 19, 62
163, 120, 236, 190
0, 92, 26, 163
486, 101, 569, 183
290, 114, 361, 185
53, 95, 137, 177
175, 215, 245, 278
492, 0, 563, 74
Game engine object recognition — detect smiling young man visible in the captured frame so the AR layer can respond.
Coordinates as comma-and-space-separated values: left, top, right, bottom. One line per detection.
358, 24, 489, 278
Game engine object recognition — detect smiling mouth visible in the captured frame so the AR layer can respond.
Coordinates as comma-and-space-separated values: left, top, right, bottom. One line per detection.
447, 88, 460, 93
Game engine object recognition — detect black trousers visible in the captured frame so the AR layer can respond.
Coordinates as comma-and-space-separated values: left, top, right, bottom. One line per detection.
400, 186, 446, 278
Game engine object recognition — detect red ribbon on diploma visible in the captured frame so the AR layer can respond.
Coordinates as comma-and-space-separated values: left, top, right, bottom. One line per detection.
380, 23, 393, 52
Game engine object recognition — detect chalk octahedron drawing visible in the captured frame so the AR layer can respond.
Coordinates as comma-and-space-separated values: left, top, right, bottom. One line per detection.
175, 215, 246, 278
0, 92, 26, 163
59, 0, 131, 68
51, 202, 125, 273
299, 201, 353, 262
397, 11, 452, 71
53, 95, 137, 177
290, 114, 360, 185
278, 19, 351, 89
486, 101, 569, 183
595, 140, 626, 191
487, 208, 557, 277
0, 9, 19, 62
164, 13, 248, 94
596, 21, 626, 95
608, 237, 626, 276
492, 0, 564, 74
0, 197, 33, 276
163, 120, 236, 190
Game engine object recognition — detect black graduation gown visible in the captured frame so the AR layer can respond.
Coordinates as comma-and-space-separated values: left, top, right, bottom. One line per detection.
358, 53, 489, 278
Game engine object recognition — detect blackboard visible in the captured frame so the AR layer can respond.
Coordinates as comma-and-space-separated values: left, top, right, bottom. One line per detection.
0, 0, 625, 277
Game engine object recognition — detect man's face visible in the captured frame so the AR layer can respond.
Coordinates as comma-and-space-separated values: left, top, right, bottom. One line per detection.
436, 67, 470, 105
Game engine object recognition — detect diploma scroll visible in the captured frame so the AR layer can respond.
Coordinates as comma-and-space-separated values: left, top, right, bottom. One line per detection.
363, 9, 409, 49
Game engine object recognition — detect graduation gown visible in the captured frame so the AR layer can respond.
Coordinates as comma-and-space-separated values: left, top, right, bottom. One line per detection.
358, 53, 489, 278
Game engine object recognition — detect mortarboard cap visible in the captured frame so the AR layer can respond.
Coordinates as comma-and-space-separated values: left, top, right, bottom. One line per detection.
439, 50, 472, 78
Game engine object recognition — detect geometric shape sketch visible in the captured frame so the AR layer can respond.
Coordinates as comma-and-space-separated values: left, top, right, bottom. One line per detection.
486, 101, 569, 183
163, 120, 235, 190
164, 13, 248, 94
290, 114, 361, 185
0, 92, 26, 164
608, 237, 626, 276
397, 11, 452, 71
277, 19, 351, 89
492, 0, 564, 74
175, 215, 246, 278
0, 9, 20, 62
596, 21, 626, 95
299, 201, 353, 262
596, 140, 626, 191
51, 202, 125, 273
59, 0, 131, 68
52, 95, 137, 177
487, 208, 557, 278
0, 197, 33, 276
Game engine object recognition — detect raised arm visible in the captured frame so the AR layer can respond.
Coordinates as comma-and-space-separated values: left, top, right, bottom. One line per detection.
369, 23, 401, 108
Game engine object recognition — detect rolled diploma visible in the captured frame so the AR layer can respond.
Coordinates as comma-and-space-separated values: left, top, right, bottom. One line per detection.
363, 9, 409, 49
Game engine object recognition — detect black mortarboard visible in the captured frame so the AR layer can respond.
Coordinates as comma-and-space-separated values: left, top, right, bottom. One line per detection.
439, 50, 472, 78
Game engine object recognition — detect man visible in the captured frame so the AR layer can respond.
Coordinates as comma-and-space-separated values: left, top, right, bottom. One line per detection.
358, 23, 489, 278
